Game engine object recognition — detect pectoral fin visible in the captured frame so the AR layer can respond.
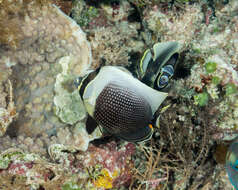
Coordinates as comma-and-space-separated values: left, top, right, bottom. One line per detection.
86, 115, 98, 134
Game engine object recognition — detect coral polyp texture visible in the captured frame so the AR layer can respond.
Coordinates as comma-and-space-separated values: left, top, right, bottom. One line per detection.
0, 0, 102, 163
0, 1, 91, 138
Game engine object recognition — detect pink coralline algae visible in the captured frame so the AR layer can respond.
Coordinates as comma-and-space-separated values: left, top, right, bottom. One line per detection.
78, 141, 136, 187
0, 158, 54, 188
7, 162, 33, 175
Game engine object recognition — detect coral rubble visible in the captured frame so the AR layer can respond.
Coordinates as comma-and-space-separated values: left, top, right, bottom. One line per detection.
0, 142, 135, 189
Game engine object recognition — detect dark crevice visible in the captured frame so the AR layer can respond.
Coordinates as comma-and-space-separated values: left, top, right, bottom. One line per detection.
128, 3, 141, 22
6, 120, 18, 138
38, 185, 45, 190
174, 64, 191, 79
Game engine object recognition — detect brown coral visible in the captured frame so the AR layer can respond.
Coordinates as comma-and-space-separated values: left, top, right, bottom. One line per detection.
0, 0, 50, 49
0, 0, 91, 137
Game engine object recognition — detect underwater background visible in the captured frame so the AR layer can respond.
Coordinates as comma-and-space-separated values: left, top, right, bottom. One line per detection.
0, 0, 238, 189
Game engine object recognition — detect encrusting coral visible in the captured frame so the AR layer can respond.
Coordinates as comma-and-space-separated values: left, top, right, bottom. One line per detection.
0, 0, 95, 145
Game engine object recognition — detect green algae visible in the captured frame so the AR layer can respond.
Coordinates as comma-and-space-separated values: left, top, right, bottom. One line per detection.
71, 1, 98, 27
62, 182, 81, 190
194, 92, 209, 107
0, 157, 10, 169
225, 83, 237, 96
54, 56, 86, 125
0, 150, 39, 169
212, 76, 221, 85
205, 62, 217, 73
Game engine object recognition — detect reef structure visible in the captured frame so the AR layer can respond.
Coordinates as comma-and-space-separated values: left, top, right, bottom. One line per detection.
0, 1, 137, 189
0, 0, 238, 189
0, 0, 102, 152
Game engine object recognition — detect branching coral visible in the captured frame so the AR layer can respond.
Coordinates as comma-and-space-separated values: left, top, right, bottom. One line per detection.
89, 21, 143, 69
130, 142, 169, 190
155, 105, 213, 189
90, 26, 130, 68
130, 119, 211, 190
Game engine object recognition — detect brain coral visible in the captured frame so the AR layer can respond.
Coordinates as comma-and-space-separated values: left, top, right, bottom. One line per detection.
0, 1, 94, 149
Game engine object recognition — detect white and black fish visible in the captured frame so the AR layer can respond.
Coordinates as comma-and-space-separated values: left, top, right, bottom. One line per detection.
76, 66, 168, 142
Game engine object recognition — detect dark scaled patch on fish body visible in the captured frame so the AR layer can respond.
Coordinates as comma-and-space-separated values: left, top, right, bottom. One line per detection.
94, 82, 153, 142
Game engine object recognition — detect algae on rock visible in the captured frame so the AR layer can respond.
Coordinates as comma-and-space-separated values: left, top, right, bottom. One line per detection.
54, 56, 86, 125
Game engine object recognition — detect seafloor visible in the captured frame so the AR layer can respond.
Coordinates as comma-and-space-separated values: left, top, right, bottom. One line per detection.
0, 0, 238, 189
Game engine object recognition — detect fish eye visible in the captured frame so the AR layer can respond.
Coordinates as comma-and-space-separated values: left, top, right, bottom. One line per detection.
157, 75, 169, 88
156, 64, 175, 89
